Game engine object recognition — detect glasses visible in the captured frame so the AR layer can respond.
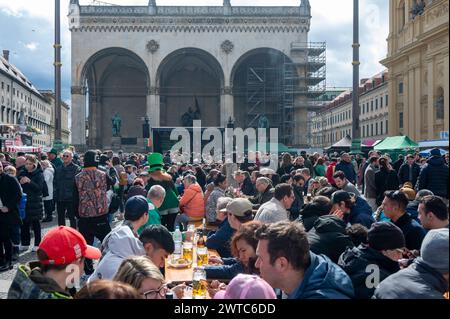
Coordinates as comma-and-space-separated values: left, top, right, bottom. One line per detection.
143, 284, 168, 299
62, 155, 70, 158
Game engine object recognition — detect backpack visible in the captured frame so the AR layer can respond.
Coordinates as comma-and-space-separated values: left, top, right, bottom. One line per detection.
18, 193, 27, 220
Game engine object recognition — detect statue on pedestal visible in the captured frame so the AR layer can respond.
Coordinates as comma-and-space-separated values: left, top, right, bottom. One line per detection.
112, 113, 122, 137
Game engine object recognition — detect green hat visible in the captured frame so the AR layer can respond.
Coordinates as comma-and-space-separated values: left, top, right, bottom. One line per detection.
48, 148, 58, 155
147, 153, 164, 172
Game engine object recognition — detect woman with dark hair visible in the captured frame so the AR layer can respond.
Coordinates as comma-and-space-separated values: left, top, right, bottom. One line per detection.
112, 156, 127, 215
375, 157, 399, 207
194, 165, 207, 191
277, 153, 294, 176
314, 157, 326, 177
205, 221, 262, 280
205, 173, 228, 224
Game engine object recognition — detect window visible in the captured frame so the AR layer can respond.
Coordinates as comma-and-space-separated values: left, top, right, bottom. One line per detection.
380, 97, 383, 108
371, 124, 374, 136
371, 101, 374, 112
375, 122, 378, 135
435, 88, 444, 120
399, 82, 404, 94
386, 95, 388, 106
7, 85, 9, 92
399, 112, 404, 129
381, 121, 384, 135
375, 99, 378, 110
1, 82, 3, 89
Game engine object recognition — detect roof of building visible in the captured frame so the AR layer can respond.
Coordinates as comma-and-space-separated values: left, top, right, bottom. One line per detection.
0, 55, 43, 98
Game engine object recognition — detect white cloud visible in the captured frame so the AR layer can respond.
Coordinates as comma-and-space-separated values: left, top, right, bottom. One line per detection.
25, 42, 39, 51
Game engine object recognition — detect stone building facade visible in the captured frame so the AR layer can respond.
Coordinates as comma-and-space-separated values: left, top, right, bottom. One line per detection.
68, 0, 326, 151
381, 0, 449, 141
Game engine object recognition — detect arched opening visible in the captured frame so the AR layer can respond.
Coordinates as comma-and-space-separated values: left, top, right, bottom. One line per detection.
435, 87, 444, 121
157, 48, 224, 127
81, 48, 150, 148
231, 48, 296, 145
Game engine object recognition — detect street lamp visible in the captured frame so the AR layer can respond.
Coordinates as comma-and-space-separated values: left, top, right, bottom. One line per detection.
351, 0, 361, 153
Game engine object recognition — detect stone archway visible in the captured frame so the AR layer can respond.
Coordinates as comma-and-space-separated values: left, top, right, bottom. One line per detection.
156, 48, 224, 127
81, 48, 150, 149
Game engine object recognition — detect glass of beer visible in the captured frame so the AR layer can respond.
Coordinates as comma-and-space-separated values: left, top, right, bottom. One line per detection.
182, 241, 193, 263
197, 247, 208, 267
192, 267, 207, 299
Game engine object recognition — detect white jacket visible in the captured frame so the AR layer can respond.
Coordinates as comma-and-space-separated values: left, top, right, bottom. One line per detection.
88, 223, 145, 283
254, 198, 289, 224
43, 167, 54, 201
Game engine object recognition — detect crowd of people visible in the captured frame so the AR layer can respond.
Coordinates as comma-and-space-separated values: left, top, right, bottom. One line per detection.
0, 147, 448, 299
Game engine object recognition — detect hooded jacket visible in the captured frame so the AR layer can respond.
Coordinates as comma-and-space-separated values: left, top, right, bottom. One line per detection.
7, 262, 72, 299
179, 183, 205, 219
338, 245, 401, 299
288, 252, 354, 299
373, 258, 448, 299
88, 222, 145, 282
308, 216, 354, 263
297, 202, 330, 232
417, 156, 449, 199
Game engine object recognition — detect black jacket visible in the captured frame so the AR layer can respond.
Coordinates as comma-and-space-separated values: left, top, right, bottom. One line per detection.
307, 215, 354, 263
297, 202, 330, 232
290, 185, 305, 221
392, 158, 404, 173
417, 156, 449, 199
338, 245, 400, 299
53, 162, 80, 202
277, 164, 293, 176
0, 173, 23, 226
18, 168, 45, 222
373, 259, 448, 299
375, 168, 399, 206
398, 162, 421, 187
393, 213, 426, 251
240, 176, 256, 196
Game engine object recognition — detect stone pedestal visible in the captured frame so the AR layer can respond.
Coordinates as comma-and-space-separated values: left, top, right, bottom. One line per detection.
111, 137, 122, 150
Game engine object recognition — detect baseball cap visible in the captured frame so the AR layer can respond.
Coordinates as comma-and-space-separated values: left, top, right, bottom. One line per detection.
368, 222, 405, 251
214, 274, 276, 299
125, 195, 149, 221
220, 198, 252, 216
38, 226, 101, 265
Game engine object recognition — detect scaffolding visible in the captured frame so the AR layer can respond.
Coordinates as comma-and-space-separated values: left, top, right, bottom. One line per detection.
244, 42, 326, 147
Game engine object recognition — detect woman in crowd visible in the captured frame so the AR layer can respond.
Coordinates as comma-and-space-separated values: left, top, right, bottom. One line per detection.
375, 157, 399, 207
126, 178, 148, 201
18, 155, 45, 252
75, 280, 142, 299
314, 157, 327, 177
205, 173, 228, 224
40, 160, 54, 223
277, 153, 294, 176
205, 221, 262, 280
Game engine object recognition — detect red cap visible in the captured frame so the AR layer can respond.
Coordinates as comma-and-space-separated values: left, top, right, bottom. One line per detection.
38, 226, 101, 265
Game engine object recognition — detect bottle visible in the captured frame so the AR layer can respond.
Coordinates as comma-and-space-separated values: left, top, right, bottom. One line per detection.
196, 226, 208, 267
173, 226, 182, 256
165, 290, 174, 299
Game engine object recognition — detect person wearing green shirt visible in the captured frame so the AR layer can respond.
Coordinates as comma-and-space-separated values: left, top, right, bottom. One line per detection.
314, 158, 327, 177
47, 148, 63, 169
137, 185, 166, 235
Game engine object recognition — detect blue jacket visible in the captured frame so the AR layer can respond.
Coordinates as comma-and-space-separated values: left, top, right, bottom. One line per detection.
406, 201, 420, 223
346, 197, 375, 229
335, 161, 357, 184
288, 253, 354, 299
206, 218, 235, 258
417, 156, 449, 199
205, 258, 244, 280
392, 213, 426, 250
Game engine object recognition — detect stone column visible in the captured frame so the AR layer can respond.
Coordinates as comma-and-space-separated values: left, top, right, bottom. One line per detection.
414, 67, 421, 141
407, 67, 415, 140
427, 59, 435, 140
71, 86, 86, 145
220, 86, 234, 127
387, 79, 397, 136
147, 86, 160, 128
444, 53, 449, 133
403, 73, 409, 136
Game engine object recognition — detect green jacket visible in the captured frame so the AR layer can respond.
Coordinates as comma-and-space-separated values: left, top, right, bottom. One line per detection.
146, 177, 179, 213
314, 164, 326, 177
138, 199, 162, 235
51, 157, 64, 169
7, 262, 73, 299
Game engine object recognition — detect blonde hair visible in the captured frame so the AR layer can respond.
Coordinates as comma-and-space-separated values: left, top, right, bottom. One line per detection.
113, 256, 164, 291
40, 160, 51, 169
4, 166, 16, 176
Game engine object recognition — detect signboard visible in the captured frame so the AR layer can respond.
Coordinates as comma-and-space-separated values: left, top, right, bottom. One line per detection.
21, 134, 33, 146
439, 131, 449, 140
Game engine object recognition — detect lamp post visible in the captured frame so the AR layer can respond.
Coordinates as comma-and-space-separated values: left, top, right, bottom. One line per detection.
54, 0, 62, 151
351, 0, 361, 154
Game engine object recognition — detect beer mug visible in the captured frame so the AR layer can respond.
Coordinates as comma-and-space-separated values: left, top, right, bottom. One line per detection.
192, 267, 207, 299
197, 246, 208, 267
182, 241, 193, 263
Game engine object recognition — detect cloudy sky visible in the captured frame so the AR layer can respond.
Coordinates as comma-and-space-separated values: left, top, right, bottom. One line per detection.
0, 0, 389, 105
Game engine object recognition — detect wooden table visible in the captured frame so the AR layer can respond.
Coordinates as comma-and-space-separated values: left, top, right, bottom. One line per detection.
189, 220, 219, 232
165, 248, 219, 284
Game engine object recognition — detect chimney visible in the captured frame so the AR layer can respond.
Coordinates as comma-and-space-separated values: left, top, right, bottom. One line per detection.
2, 50, 9, 62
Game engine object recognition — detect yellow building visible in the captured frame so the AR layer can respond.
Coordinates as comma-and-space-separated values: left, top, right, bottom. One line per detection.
381, 0, 449, 141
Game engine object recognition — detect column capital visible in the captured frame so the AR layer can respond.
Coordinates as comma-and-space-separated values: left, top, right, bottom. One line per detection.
71, 86, 86, 95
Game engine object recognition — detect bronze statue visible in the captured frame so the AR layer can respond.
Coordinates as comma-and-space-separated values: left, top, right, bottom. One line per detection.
112, 113, 122, 137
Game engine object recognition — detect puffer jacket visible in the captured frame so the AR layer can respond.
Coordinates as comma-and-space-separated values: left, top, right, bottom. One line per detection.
8, 263, 72, 299
417, 156, 449, 199
0, 172, 22, 226
53, 162, 80, 202
373, 258, 448, 299
43, 167, 54, 201
179, 183, 205, 219
18, 168, 44, 222
338, 245, 400, 299
308, 215, 354, 263
288, 252, 354, 299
